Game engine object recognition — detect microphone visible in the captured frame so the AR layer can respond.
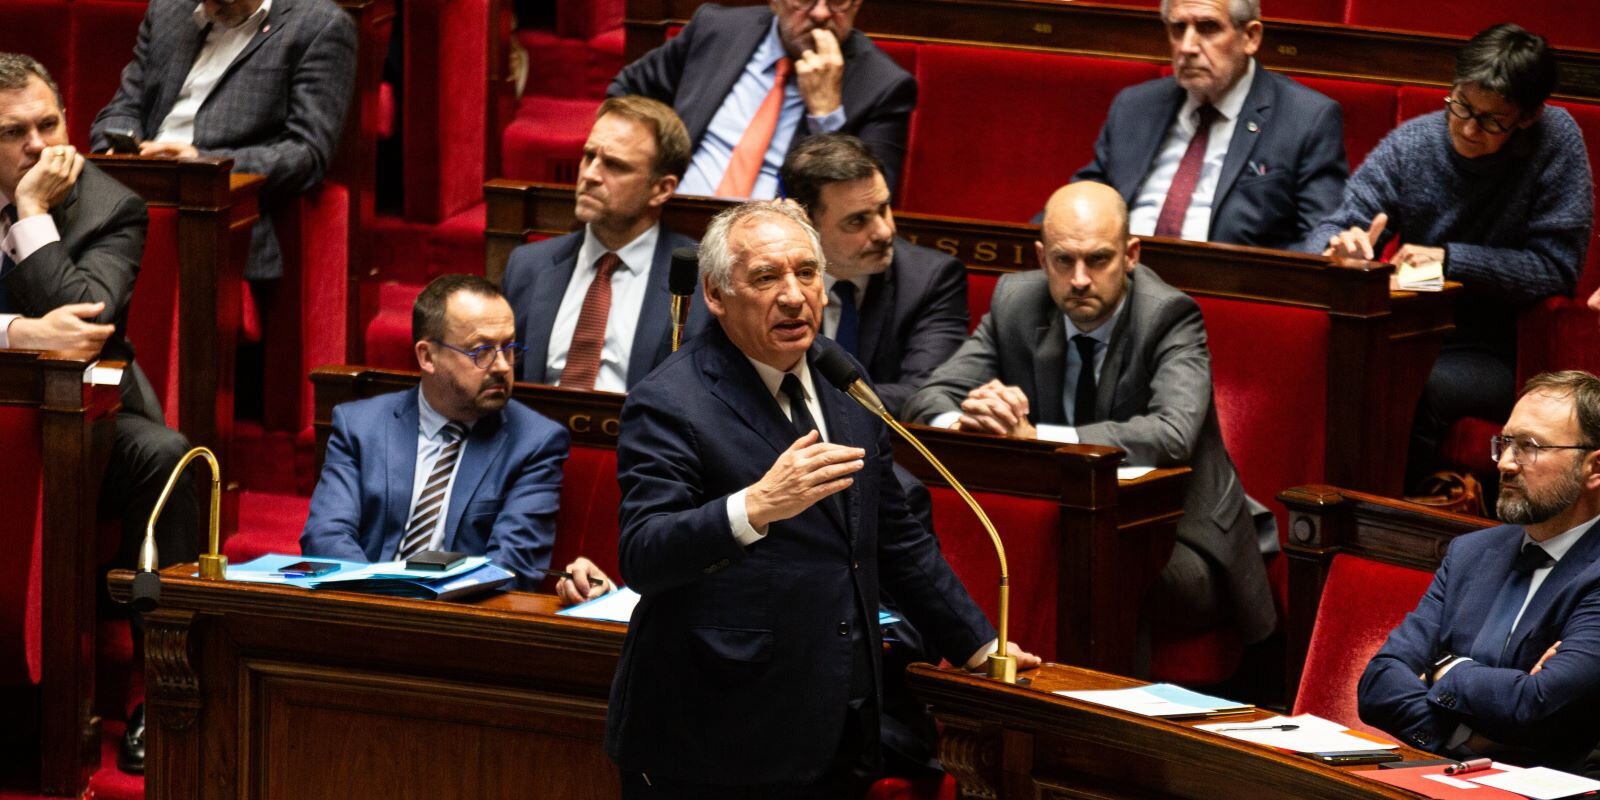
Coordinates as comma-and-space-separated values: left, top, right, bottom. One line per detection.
813, 346, 1019, 683
131, 447, 230, 613
669, 246, 698, 353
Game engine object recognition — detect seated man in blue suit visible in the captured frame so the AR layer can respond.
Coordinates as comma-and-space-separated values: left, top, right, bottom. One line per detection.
503, 95, 704, 393
1069, 0, 1346, 250
1359, 370, 1600, 773
605, 201, 1037, 797
779, 133, 967, 419
301, 274, 569, 589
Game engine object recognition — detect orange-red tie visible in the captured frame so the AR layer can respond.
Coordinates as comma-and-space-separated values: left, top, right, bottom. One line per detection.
717, 57, 793, 198
561, 253, 621, 390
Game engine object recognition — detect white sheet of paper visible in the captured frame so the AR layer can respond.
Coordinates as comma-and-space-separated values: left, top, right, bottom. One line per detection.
1056, 687, 1216, 718
1117, 466, 1155, 480
1196, 714, 1398, 753
558, 586, 641, 622
1468, 766, 1600, 799
1421, 774, 1482, 789
1391, 260, 1445, 292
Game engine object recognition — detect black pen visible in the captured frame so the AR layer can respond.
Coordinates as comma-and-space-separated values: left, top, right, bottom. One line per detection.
1215, 724, 1300, 732
540, 568, 608, 590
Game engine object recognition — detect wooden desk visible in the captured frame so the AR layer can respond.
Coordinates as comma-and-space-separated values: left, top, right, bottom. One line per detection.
909, 661, 1430, 799
0, 351, 121, 795
108, 566, 624, 800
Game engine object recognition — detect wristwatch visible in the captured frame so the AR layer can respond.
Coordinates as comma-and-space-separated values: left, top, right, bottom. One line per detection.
1428, 652, 1459, 685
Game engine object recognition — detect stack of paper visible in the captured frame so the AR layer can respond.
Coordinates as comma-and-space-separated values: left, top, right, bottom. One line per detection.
1196, 714, 1398, 754
1392, 260, 1445, 292
1364, 763, 1600, 800
1056, 684, 1253, 719
226, 554, 513, 601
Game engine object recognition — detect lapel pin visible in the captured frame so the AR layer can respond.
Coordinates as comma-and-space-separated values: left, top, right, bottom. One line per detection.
262, 24, 271, 33
1247, 121, 1260, 133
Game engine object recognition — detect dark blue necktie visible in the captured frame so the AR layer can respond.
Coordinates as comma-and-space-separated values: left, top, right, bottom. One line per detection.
1073, 334, 1098, 426
0, 204, 17, 314
1468, 542, 1554, 665
833, 281, 860, 357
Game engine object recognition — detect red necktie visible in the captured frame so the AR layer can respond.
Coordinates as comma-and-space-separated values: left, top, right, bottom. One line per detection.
1154, 104, 1220, 238
561, 253, 621, 390
717, 58, 793, 199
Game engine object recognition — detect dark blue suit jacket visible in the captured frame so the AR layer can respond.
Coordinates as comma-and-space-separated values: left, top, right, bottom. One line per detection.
1359, 521, 1600, 771
502, 226, 707, 389
299, 386, 569, 588
1073, 67, 1346, 251
604, 326, 993, 785
608, 3, 916, 195
854, 238, 968, 419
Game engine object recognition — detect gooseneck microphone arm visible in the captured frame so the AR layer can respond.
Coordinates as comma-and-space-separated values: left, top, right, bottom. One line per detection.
668, 246, 699, 353
132, 446, 229, 613
814, 347, 1018, 683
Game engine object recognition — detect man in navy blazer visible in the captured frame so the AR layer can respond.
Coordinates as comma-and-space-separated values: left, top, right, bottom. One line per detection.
605, 202, 1036, 796
504, 96, 706, 392
779, 133, 967, 419
1359, 371, 1600, 773
608, 1, 915, 198
1071, 0, 1345, 251
301, 275, 568, 589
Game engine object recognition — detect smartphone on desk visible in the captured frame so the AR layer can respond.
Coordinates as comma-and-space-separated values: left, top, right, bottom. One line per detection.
103, 129, 140, 155
1307, 750, 1402, 766
275, 560, 339, 578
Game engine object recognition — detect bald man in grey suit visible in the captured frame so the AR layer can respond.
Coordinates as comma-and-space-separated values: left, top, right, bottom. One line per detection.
905, 182, 1274, 650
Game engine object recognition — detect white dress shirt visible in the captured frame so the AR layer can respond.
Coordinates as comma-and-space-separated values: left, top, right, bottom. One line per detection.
405, 389, 469, 553
727, 359, 830, 545
545, 223, 660, 393
677, 18, 846, 199
0, 187, 64, 348
821, 273, 871, 339
932, 291, 1129, 446
1128, 59, 1257, 242
154, 0, 274, 145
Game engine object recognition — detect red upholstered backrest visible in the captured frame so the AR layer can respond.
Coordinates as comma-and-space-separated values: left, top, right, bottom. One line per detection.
962, 271, 1000, 334
124, 205, 183, 428
1261, 0, 1344, 23
1397, 84, 1444, 124
1292, 76, 1399, 169
1548, 99, 1600, 298
1294, 554, 1434, 733
900, 46, 1161, 221
555, 0, 622, 39
928, 486, 1060, 660
0, 407, 45, 687
874, 39, 918, 78
69, 1, 148, 150
549, 445, 622, 591
0, 1, 72, 142
1195, 296, 1328, 541
403, 0, 489, 223
1342, 3, 1600, 51
264, 184, 351, 432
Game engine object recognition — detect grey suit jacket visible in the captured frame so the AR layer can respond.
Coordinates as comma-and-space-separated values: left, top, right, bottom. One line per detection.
855, 238, 968, 418
3, 162, 164, 422
91, 0, 358, 280
904, 266, 1275, 642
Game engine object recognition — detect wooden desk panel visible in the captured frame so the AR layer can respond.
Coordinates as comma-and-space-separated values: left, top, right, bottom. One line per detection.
0, 351, 121, 795
909, 661, 1428, 799
110, 567, 623, 800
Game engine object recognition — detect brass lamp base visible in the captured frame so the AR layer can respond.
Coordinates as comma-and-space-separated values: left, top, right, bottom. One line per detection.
198, 553, 228, 581
987, 653, 1017, 684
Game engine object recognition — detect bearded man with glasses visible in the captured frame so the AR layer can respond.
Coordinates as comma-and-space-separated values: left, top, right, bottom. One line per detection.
1309, 23, 1593, 493
1360, 370, 1600, 775
300, 274, 569, 588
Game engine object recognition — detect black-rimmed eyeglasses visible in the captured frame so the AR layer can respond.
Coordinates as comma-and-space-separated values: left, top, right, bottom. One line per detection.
1490, 434, 1595, 467
434, 340, 526, 369
1444, 95, 1517, 136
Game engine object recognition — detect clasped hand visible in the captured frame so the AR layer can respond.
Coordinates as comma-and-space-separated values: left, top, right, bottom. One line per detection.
744, 430, 863, 530
956, 379, 1035, 439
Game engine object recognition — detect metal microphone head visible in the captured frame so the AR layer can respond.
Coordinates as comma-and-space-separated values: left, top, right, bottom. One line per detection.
669, 246, 699, 297
815, 345, 888, 418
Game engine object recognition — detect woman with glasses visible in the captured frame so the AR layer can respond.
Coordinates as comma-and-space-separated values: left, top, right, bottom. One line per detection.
1307, 23, 1594, 493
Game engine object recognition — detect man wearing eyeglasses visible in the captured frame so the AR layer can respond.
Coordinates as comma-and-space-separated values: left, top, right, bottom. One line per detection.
1311, 24, 1593, 493
301, 274, 569, 589
608, 0, 915, 199
1360, 370, 1600, 773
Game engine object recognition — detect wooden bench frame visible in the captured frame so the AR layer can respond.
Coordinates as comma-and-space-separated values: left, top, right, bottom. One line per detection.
481, 181, 1456, 498
1278, 483, 1491, 704
0, 351, 121, 795
308, 364, 1188, 674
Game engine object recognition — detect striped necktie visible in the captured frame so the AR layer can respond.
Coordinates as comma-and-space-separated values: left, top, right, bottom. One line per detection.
561, 252, 620, 390
397, 421, 468, 560
1154, 104, 1220, 238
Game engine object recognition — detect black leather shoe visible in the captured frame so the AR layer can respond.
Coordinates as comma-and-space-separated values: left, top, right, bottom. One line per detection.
118, 704, 145, 774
